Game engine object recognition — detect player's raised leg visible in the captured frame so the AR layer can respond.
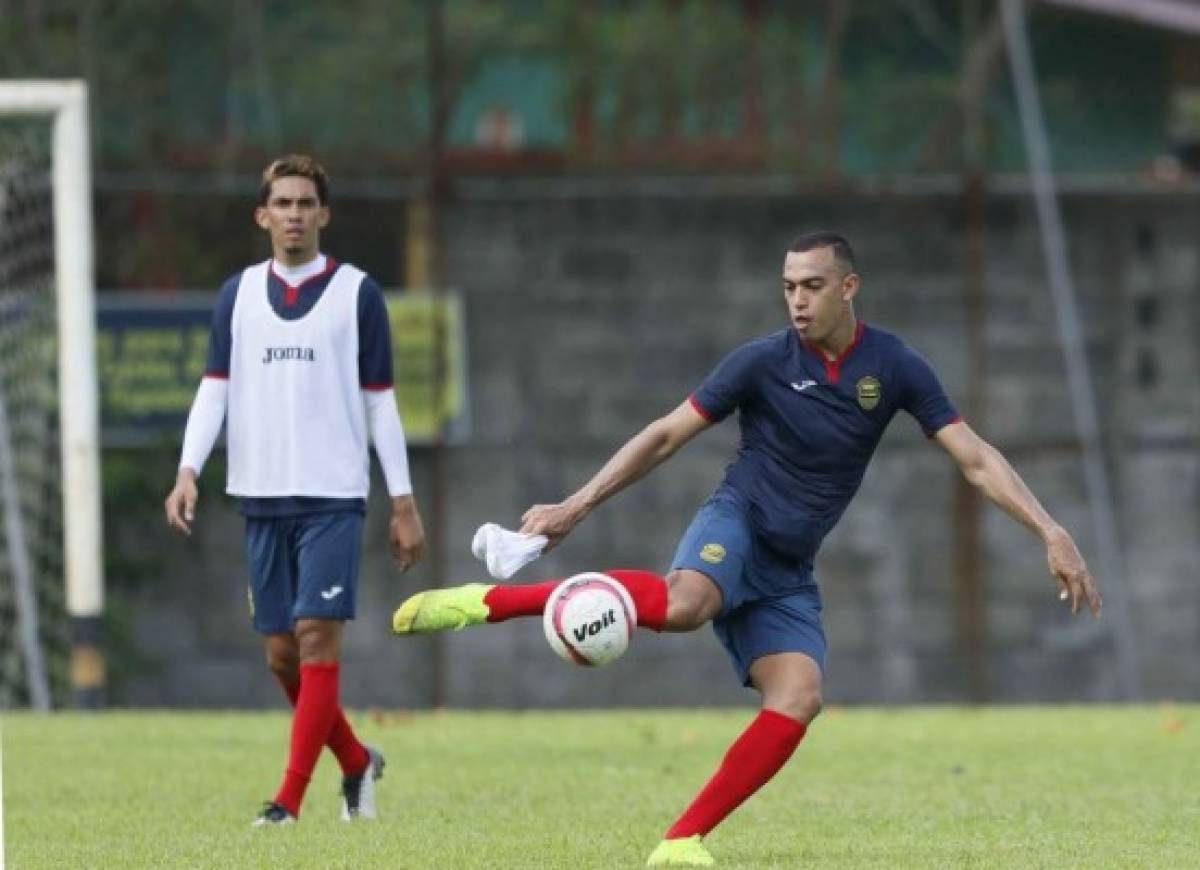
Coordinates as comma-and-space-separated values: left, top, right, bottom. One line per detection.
647, 652, 819, 865
391, 568, 685, 634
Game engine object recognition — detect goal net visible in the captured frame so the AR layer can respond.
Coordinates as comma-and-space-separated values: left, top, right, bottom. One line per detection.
0, 114, 62, 708
0, 82, 101, 710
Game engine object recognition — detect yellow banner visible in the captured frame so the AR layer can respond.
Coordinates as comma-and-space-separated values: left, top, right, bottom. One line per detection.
386, 293, 466, 443
96, 292, 467, 446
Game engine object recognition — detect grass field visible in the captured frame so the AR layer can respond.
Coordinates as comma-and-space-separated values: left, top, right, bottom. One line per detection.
4, 706, 1199, 868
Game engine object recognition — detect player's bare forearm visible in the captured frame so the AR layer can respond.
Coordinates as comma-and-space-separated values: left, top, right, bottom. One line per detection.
936, 421, 1101, 616
522, 401, 710, 542
522, 425, 675, 543
963, 439, 1059, 541
968, 445, 1101, 615
577, 423, 682, 509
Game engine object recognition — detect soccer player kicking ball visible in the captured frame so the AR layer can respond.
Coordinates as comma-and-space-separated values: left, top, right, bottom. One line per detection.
393, 231, 1101, 866
165, 155, 426, 826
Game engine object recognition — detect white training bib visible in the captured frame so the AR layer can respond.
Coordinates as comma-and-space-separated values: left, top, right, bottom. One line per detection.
225, 260, 370, 497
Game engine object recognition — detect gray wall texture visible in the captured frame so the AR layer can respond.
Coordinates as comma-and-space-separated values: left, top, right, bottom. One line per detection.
121, 178, 1200, 709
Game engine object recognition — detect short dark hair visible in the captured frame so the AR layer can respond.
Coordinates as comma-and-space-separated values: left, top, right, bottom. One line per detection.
259, 154, 329, 205
788, 231, 855, 273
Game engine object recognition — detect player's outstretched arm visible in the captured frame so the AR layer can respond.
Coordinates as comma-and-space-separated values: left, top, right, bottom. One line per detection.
934, 421, 1101, 617
521, 400, 711, 548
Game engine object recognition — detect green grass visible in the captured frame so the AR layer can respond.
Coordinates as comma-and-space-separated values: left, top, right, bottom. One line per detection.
4, 706, 1199, 868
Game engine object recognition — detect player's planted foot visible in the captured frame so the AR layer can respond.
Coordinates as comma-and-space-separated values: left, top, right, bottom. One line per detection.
341, 744, 386, 821
251, 801, 296, 827
646, 836, 715, 867
392, 583, 493, 634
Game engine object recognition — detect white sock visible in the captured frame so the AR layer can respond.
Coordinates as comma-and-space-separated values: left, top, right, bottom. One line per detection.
471, 523, 548, 580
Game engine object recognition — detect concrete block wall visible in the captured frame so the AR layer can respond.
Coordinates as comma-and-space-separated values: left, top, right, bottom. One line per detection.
119, 179, 1200, 707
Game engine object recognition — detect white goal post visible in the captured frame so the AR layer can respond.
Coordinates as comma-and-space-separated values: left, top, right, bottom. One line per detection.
0, 80, 103, 709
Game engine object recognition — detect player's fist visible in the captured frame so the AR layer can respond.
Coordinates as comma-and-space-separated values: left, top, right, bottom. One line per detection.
164, 468, 199, 537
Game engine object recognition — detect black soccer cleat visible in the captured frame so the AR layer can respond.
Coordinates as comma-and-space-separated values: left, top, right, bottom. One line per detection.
340, 744, 386, 821
251, 801, 296, 827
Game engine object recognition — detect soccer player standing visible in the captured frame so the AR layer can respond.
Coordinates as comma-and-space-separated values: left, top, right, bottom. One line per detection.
165, 155, 425, 826
392, 231, 1101, 866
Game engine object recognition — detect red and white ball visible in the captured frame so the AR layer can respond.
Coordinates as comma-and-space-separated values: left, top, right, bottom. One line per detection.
542, 573, 637, 666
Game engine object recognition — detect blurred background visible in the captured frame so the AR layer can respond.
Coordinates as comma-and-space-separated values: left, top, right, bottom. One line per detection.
1, 0, 1198, 710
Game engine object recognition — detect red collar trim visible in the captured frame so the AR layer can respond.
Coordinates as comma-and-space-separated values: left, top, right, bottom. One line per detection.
804, 320, 866, 384
272, 257, 338, 306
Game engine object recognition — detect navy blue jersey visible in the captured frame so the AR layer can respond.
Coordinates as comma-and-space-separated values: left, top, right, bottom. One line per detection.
689, 322, 959, 570
204, 258, 394, 518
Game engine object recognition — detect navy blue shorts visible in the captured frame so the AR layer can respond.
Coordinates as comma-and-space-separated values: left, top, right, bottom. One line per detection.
671, 496, 826, 686
244, 511, 364, 635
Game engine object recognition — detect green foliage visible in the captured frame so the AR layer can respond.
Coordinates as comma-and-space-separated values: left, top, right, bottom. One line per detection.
0, 1, 1174, 180
102, 447, 184, 590
100, 447, 201, 696
5, 707, 1199, 868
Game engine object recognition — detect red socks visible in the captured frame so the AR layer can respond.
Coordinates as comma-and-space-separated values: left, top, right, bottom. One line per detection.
666, 709, 807, 839
276, 673, 370, 779
274, 662, 349, 817
482, 580, 559, 622
483, 569, 668, 630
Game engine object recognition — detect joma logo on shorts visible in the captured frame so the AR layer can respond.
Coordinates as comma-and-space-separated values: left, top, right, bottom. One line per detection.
573, 609, 616, 642
262, 346, 316, 364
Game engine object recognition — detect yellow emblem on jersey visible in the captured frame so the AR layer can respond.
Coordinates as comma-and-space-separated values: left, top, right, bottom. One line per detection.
856, 376, 882, 411
700, 543, 726, 564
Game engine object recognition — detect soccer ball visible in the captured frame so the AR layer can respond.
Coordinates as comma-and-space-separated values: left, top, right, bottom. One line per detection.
543, 573, 637, 666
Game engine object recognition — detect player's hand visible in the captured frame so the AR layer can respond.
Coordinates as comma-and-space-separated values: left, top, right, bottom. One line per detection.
520, 499, 587, 551
1046, 527, 1101, 617
389, 495, 426, 572
164, 468, 199, 536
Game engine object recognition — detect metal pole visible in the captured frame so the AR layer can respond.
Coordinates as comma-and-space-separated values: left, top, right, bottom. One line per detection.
1001, 0, 1141, 699
955, 169, 989, 702
425, 0, 450, 710
954, 0, 993, 704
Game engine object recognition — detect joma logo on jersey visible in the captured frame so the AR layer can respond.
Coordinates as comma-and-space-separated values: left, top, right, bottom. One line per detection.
572, 609, 617, 642
262, 346, 316, 364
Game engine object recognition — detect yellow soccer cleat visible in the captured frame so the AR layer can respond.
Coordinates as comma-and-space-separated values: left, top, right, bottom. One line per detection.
392, 583, 494, 634
646, 836, 715, 867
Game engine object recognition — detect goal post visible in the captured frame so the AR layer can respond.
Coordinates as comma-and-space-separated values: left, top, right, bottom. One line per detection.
0, 80, 103, 709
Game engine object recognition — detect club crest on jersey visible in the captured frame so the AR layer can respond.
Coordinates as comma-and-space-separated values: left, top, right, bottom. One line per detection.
700, 543, 726, 564
856, 376, 882, 411
262, 346, 316, 364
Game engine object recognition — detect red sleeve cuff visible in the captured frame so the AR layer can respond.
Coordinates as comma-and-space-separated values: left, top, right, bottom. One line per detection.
688, 393, 716, 423
926, 415, 964, 438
